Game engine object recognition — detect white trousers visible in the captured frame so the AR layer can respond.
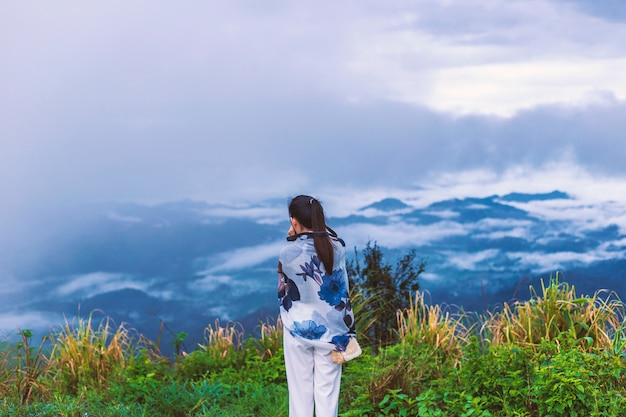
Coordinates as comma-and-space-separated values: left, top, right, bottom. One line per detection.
283, 331, 342, 417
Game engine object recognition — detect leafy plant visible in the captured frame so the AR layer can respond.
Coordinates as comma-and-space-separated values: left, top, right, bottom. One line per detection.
13, 329, 51, 404
348, 241, 425, 349
533, 346, 626, 416
108, 348, 172, 405
455, 338, 535, 416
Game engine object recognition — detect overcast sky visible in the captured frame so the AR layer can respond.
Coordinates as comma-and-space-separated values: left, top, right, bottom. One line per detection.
2, 0, 626, 228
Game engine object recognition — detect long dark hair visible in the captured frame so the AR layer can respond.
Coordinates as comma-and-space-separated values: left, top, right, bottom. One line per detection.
289, 195, 334, 273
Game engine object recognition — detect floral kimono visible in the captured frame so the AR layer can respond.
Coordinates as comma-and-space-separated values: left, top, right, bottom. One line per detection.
278, 234, 355, 352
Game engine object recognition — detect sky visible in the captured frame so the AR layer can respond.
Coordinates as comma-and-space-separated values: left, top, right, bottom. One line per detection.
2, 0, 626, 237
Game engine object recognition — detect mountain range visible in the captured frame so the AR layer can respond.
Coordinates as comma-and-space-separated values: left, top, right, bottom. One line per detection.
2, 190, 625, 355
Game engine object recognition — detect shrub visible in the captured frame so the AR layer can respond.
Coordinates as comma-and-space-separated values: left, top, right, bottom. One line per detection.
348, 242, 425, 349
532, 345, 626, 416
454, 338, 536, 416
342, 340, 455, 416
108, 348, 172, 405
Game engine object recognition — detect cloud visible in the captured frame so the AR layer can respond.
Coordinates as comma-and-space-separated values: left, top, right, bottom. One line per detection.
2, 0, 626, 254
444, 249, 502, 271
106, 212, 144, 223
55, 272, 147, 298
419, 272, 443, 282
197, 241, 285, 273
506, 198, 626, 235
472, 219, 533, 240
201, 205, 286, 225
338, 221, 469, 250
507, 247, 626, 272
0, 311, 64, 335
190, 272, 272, 301
189, 275, 233, 293
554, 0, 626, 22
0, 272, 34, 296
342, 0, 626, 114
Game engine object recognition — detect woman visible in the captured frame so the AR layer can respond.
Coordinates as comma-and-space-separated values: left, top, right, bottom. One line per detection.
278, 195, 356, 417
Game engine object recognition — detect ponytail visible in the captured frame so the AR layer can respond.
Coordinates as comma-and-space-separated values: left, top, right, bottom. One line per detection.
310, 199, 334, 273
288, 195, 335, 273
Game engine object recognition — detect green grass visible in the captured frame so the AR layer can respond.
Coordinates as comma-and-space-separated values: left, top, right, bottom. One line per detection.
2, 277, 626, 416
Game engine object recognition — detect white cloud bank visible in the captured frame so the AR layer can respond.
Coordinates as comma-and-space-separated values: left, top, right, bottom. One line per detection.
206, 242, 283, 272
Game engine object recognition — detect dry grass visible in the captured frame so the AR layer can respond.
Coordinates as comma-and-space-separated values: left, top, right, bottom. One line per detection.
198, 319, 245, 360
397, 291, 469, 361
15, 330, 49, 404
482, 276, 626, 352
0, 339, 11, 397
255, 316, 283, 359
362, 292, 470, 404
0, 330, 52, 404
47, 313, 136, 394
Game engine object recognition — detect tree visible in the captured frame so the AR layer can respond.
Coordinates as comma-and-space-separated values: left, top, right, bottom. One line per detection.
347, 241, 425, 349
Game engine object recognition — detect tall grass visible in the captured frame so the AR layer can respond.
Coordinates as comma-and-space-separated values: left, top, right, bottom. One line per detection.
47, 313, 137, 394
355, 291, 469, 406
0, 340, 8, 396
397, 291, 469, 360
2, 277, 626, 415
197, 319, 244, 359
254, 316, 283, 360
355, 278, 626, 416
483, 276, 626, 352
0, 329, 51, 404
349, 286, 379, 349
16, 330, 50, 404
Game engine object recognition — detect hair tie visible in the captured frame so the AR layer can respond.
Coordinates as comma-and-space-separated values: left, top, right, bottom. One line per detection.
309, 198, 314, 205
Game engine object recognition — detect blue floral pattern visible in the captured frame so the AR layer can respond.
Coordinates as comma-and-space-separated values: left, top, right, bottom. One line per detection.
331, 335, 350, 351
279, 234, 355, 347
297, 255, 323, 285
291, 320, 327, 340
318, 269, 348, 307
278, 261, 300, 311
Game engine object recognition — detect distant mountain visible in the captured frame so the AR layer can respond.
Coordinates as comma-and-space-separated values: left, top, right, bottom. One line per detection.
422, 196, 530, 223
499, 190, 570, 202
2, 190, 625, 355
360, 198, 412, 212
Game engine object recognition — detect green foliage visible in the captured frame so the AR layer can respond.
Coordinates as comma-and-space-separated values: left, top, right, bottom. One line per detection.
533, 345, 626, 416
348, 241, 425, 349
191, 379, 289, 416
0, 394, 145, 416
442, 338, 536, 416
174, 318, 286, 384
173, 331, 188, 357
340, 340, 455, 416
108, 349, 172, 404
2, 278, 626, 416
